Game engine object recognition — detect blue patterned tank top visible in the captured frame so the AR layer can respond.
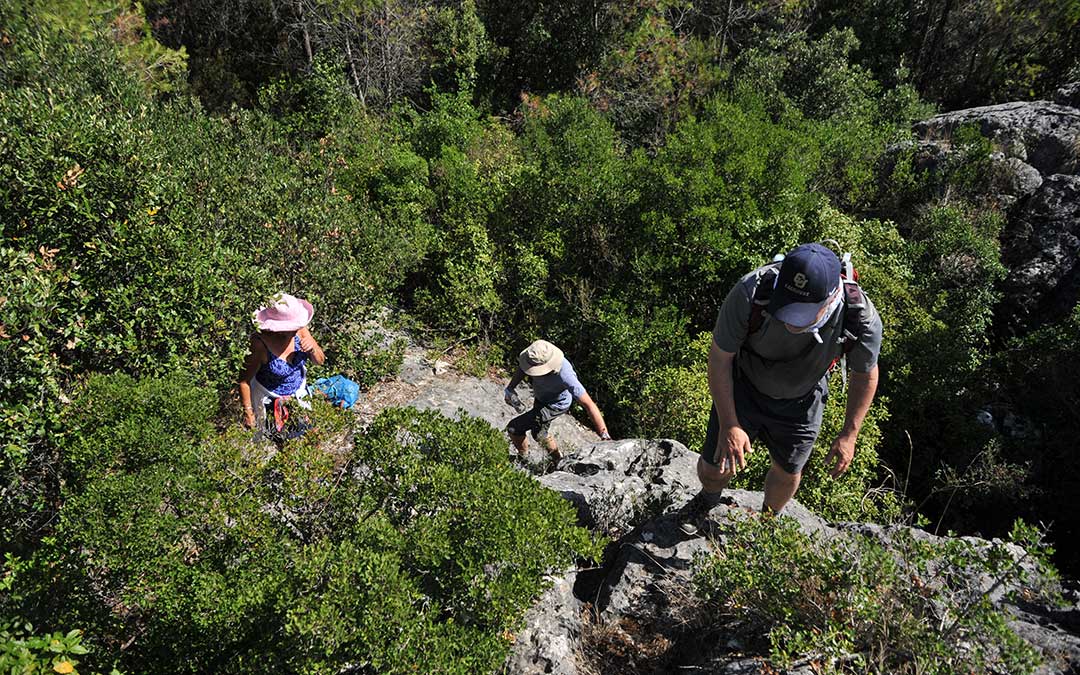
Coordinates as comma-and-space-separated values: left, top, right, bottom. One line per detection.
255, 334, 309, 396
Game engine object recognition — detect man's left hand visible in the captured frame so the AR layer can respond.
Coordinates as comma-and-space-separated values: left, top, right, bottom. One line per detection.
825, 433, 856, 478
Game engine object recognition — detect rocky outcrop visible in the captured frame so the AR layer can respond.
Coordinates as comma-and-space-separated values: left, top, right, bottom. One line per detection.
1055, 82, 1080, 110
913, 101, 1080, 176
999, 174, 1080, 330
912, 93, 1080, 332
506, 439, 1080, 675
538, 438, 696, 534
504, 571, 582, 675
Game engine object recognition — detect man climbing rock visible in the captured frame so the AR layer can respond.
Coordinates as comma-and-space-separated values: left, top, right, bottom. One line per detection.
504, 339, 612, 464
681, 243, 882, 534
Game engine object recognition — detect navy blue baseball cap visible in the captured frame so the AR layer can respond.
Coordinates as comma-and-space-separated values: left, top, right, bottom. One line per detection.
767, 243, 842, 326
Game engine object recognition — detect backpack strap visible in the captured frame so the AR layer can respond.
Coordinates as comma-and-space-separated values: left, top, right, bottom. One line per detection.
830, 275, 868, 389
746, 262, 782, 338
839, 277, 867, 355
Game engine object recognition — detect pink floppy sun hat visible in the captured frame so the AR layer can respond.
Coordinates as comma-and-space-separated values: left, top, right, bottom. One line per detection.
252, 293, 314, 332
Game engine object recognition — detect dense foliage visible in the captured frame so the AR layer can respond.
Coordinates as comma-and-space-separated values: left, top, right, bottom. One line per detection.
2, 0, 1078, 667
3, 374, 601, 672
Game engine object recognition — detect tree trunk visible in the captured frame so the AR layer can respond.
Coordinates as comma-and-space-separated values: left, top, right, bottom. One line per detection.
295, 0, 314, 66
718, 0, 733, 68
345, 34, 365, 106
917, 0, 956, 90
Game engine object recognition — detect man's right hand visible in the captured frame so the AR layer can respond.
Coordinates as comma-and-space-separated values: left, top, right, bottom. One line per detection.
715, 425, 752, 474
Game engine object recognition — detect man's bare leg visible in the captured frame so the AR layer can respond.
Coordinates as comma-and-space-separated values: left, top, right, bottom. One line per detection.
541, 435, 561, 462
762, 459, 801, 514
680, 457, 736, 534
510, 433, 527, 454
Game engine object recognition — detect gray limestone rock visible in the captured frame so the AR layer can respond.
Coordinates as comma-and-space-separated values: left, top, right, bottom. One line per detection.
999, 174, 1080, 330
1054, 82, 1080, 110
908, 99, 1080, 332
595, 488, 831, 623
521, 439, 1078, 673
538, 438, 698, 534
1003, 156, 1044, 198
503, 571, 582, 675
914, 101, 1080, 176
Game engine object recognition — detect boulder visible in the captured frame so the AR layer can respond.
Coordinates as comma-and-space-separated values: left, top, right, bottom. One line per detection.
909, 99, 1080, 332
1003, 157, 1044, 198
913, 101, 1080, 176
1054, 82, 1080, 109
998, 174, 1080, 331
538, 438, 698, 534
504, 571, 583, 675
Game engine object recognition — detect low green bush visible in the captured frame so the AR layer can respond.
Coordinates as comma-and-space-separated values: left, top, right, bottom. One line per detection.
629, 332, 713, 449
0, 622, 120, 675
59, 372, 215, 490
12, 373, 601, 673
694, 515, 1054, 674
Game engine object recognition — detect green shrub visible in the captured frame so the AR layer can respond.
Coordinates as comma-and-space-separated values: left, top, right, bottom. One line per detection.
350, 408, 607, 631
0, 13, 439, 552
59, 372, 215, 489
629, 332, 713, 449
881, 205, 1006, 512
694, 515, 1050, 674
323, 330, 408, 389
15, 373, 601, 673
0, 621, 120, 675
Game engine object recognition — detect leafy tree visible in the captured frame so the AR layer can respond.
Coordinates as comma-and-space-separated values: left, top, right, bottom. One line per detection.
810, 0, 1080, 107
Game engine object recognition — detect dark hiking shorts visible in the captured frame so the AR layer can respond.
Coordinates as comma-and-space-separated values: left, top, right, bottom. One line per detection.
507, 402, 568, 441
701, 369, 828, 475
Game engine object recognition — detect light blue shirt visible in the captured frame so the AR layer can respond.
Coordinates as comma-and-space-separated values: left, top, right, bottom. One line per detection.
530, 359, 587, 411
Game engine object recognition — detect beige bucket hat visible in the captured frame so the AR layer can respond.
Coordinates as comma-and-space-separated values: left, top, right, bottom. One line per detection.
518, 339, 564, 376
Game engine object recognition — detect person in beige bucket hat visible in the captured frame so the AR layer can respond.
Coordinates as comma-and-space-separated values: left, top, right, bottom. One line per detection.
504, 339, 611, 463
238, 292, 326, 432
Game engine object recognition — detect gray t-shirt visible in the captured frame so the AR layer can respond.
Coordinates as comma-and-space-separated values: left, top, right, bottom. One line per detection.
531, 359, 588, 411
713, 266, 883, 399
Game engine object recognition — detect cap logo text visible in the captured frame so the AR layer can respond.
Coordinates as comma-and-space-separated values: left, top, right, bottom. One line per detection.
793, 272, 809, 289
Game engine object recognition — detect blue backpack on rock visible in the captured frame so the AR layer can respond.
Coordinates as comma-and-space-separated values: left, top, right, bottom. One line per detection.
312, 375, 361, 409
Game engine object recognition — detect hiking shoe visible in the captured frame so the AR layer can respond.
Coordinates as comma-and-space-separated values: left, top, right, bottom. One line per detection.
542, 449, 563, 475
678, 491, 732, 536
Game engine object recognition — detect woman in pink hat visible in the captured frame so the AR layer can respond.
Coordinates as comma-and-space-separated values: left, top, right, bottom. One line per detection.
239, 293, 326, 431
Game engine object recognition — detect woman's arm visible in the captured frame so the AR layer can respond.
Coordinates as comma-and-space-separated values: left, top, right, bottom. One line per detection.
298, 327, 326, 365
239, 335, 265, 428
